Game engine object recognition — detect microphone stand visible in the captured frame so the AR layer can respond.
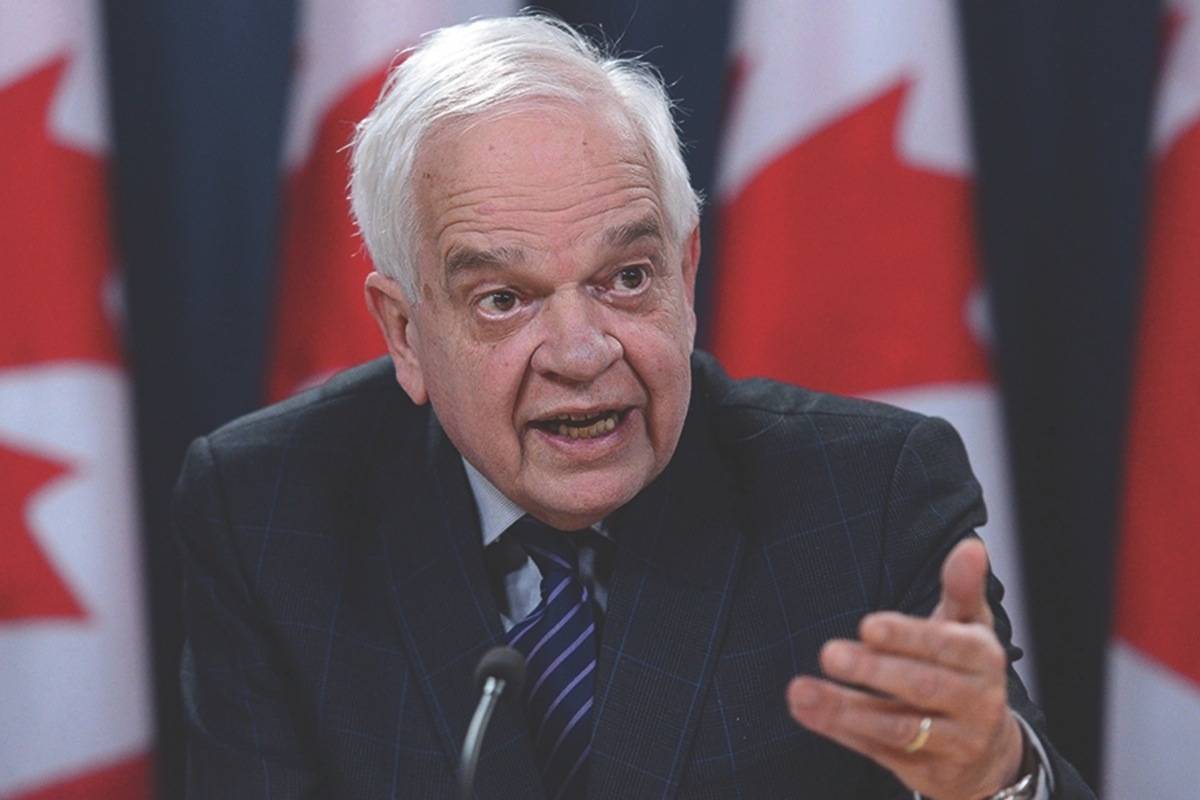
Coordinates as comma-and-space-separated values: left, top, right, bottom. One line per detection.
458, 646, 524, 800
459, 675, 506, 799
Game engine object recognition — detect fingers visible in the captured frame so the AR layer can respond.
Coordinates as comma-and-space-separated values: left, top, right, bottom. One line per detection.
932, 538, 992, 625
787, 676, 970, 760
819, 640, 998, 714
859, 612, 1008, 675
786, 555, 1021, 800
789, 675, 1024, 798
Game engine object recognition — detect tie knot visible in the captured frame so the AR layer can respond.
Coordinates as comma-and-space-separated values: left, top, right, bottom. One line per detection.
504, 516, 584, 578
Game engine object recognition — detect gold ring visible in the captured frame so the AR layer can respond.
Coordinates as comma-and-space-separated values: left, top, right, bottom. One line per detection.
904, 716, 933, 754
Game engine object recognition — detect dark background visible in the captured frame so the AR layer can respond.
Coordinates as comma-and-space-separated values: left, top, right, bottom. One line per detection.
101, 1, 1162, 795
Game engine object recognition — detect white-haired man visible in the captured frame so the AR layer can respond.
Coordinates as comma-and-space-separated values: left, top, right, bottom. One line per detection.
175, 15, 1093, 799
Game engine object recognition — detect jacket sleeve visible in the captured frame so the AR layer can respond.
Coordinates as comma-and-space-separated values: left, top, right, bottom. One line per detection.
881, 416, 1096, 800
173, 435, 326, 798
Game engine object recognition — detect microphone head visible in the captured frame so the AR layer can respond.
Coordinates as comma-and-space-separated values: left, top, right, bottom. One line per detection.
475, 646, 526, 698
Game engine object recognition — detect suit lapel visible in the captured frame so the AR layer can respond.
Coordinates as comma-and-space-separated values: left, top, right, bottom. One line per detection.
366, 409, 543, 799
589, 384, 746, 798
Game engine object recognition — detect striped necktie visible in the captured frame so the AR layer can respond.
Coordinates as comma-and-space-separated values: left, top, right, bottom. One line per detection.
504, 516, 597, 800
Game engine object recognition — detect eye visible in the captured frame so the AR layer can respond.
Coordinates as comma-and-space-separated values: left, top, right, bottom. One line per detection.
613, 265, 649, 294
478, 290, 519, 316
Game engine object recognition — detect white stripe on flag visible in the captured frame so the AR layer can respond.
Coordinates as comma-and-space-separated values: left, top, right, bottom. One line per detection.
1103, 642, 1200, 798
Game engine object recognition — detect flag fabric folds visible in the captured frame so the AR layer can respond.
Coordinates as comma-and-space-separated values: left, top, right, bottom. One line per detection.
0, 3, 152, 797
1103, 2, 1200, 796
710, 0, 1034, 686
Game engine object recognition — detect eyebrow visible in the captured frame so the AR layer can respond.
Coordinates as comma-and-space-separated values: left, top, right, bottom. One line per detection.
603, 216, 664, 249
443, 244, 527, 280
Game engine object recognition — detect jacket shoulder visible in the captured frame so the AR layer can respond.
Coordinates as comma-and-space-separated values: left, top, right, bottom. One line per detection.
691, 350, 928, 452
205, 357, 418, 452
689, 351, 979, 542
175, 358, 427, 547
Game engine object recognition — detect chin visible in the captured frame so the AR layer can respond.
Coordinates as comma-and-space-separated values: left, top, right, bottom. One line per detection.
525, 470, 649, 530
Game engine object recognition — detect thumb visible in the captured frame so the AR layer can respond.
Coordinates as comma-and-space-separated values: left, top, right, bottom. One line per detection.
932, 538, 992, 624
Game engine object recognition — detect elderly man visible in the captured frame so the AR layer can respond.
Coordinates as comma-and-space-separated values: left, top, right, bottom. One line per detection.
174, 14, 1092, 800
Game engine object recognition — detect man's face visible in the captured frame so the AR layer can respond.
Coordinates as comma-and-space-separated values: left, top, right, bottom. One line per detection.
371, 103, 699, 530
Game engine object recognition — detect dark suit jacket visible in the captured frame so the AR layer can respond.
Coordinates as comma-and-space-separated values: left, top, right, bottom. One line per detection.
174, 352, 1092, 798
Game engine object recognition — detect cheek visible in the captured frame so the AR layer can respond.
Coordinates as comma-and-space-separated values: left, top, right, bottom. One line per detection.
645, 373, 691, 473
450, 343, 530, 423
644, 285, 696, 342
624, 330, 692, 436
419, 306, 532, 398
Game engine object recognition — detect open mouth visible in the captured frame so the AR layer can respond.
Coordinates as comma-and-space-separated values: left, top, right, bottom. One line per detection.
531, 409, 628, 440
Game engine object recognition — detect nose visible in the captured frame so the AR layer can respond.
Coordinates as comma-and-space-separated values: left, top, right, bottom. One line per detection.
530, 289, 622, 384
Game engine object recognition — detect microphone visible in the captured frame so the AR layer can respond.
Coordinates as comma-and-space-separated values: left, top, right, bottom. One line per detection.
458, 646, 526, 799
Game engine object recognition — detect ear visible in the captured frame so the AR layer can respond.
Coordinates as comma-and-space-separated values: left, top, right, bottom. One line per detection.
681, 224, 701, 339
681, 224, 701, 304
364, 271, 428, 405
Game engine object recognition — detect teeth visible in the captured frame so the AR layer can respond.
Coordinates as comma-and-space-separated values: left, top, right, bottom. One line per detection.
553, 411, 619, 440
554, 412, 599, 422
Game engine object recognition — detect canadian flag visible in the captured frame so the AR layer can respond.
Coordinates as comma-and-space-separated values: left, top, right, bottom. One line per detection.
267, 0, 516, 402
1103, 2, 1200, 796
711, 0, 1033, 685
0, 3, 153, 798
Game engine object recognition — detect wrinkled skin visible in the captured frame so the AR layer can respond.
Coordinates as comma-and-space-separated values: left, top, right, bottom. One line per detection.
366, 102, 699, 530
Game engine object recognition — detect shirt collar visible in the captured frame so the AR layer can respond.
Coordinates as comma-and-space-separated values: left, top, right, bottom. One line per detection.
461, 457, 610, 544
462, 458, 526, 547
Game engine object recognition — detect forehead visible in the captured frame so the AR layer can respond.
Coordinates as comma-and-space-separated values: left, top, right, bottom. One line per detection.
413, 102, 662, 252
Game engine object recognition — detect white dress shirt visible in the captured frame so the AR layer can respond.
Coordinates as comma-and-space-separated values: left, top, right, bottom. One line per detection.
463, 458, 610, 632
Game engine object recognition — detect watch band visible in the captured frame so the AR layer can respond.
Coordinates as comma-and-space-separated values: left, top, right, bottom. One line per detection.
985, 722, 1041, 800
986, 769, 1037, 800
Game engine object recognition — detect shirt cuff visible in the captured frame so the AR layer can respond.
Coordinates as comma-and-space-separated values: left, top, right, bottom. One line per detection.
1016, 714, 1053, 799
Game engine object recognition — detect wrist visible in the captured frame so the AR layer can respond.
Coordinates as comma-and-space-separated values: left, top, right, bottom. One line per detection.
980, 715, 1038, 800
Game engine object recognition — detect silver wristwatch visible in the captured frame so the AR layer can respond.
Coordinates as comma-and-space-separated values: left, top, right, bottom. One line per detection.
985, 727, 1040, 800
986, 769, 1037, 800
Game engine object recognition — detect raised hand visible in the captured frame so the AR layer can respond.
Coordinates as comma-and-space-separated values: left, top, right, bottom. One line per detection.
786, 538, 1024, 800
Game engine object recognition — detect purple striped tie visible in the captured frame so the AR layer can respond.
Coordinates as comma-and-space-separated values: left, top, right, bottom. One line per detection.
504, 517, 596, 800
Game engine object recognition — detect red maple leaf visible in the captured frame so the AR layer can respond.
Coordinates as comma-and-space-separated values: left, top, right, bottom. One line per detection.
265, 66, 392, 401
0, 57, 119, 369
0, 440, 87, 621
711, 80, 990, 396
1114, 14, 1200, 688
